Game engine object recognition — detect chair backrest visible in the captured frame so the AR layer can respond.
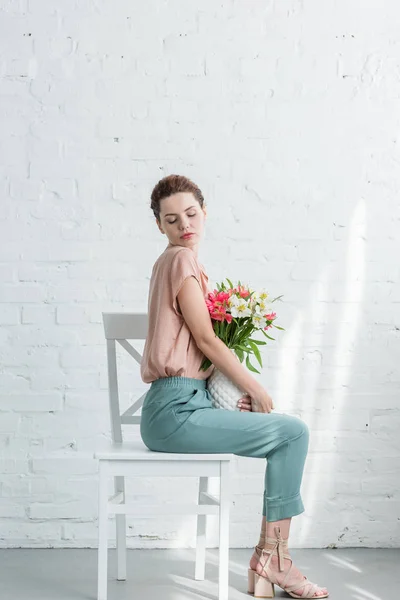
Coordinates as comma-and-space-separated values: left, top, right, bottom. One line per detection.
102, 312, 149, 443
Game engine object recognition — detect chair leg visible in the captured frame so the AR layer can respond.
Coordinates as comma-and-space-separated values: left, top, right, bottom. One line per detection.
97, 461, 109, 600
115, 475, 127, 581
218, 462, 230, 600
195, 476, 208, 580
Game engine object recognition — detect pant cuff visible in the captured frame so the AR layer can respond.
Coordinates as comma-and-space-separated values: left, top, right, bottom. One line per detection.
263, 494, 304, 521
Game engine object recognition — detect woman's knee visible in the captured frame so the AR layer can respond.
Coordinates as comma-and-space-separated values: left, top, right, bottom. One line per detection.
281, 414, 309, 443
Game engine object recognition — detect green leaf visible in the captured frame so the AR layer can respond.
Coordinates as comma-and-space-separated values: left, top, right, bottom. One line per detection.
248, 340, 262, 367
246, 355, 261, 374
248, 339, 267, 346
199, 358, 212, 371
259, 328, 273, 338
264, 333, 276, 341
236, 348, 244, 362
273, 325, 285, 331
237, 344, 250, 352
226, 277, 234, 289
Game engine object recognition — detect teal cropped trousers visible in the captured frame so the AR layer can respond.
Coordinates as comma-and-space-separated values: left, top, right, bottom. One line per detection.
140, 376, 309, 522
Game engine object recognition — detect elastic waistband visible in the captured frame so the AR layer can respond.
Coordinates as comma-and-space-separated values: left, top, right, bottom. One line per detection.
150, 376, 207, 391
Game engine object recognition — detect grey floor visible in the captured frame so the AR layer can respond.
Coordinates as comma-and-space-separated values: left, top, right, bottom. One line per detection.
1, 547, 399, 600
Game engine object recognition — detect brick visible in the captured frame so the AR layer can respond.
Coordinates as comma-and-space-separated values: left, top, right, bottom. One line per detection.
29, 500, 96, 520
0, 264, 15, 282
369, 457, 400, 473
0, 0, 28, 14
9, 178, 44, 200
0, 475, 30, 497
61, 521, 112, 543
22, 243, 92, 262
337, 432, 399, 456
305, 453, 369, 474
48, 281, 108, 302
0, 522, 62, 545
64, 391, 108, 411
30, 368, 99, 391
370, 410, 400, 434
300, 409, 370, 432
0, 459, 29, 474
21, 305, 55, 324
0, 413, 21, 433
0, 372, 30, 392
60, 346, 105, 368
0, 305, 20, 325
0, 393, 63, 412
18, 264, 69, 283
5, 436, 44, 455
361, 475, 400, 496
0, 503, 26, 518
0, 284, 46, 303
56, 306, 88, 324
0, 241, 27, 261
308, 432, 337, 453
31, 456, 98, 475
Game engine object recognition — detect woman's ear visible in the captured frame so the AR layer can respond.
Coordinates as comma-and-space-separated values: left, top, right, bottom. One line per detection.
156, 218, 165, 234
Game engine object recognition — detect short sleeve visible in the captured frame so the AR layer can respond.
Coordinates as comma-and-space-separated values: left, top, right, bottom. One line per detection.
170, 249, 202, 316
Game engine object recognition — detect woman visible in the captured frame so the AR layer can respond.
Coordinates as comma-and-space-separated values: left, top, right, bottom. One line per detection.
140, 174, 328, 599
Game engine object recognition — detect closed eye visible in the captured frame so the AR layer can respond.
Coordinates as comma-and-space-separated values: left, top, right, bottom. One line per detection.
167, 213, 196, 224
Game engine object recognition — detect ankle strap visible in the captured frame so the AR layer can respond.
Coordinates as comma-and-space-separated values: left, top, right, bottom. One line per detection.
263, 526, 290, 572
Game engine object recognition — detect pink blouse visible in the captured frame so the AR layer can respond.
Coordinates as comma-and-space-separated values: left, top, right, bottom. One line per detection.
140, 243, 215, 383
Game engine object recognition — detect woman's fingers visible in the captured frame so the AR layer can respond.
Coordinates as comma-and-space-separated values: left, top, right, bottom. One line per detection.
237, 394, 252, 411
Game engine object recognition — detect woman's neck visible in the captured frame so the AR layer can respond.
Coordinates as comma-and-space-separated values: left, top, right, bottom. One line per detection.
167, 241, 198, 258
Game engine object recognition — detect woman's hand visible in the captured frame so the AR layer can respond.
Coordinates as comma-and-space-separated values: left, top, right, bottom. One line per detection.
237, 394, 252, 412
246, 385, 274, 413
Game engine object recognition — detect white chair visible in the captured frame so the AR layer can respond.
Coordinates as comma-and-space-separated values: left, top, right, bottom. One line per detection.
94, 312, 234, 600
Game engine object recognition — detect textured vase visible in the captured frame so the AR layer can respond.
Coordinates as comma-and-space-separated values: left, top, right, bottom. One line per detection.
206, 350, 246, 411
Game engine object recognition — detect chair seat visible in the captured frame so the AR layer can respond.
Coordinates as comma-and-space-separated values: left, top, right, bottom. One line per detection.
94, 439, 234, 461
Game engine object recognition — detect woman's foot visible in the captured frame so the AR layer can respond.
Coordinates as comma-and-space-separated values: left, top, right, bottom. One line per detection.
249, 539, 328, 598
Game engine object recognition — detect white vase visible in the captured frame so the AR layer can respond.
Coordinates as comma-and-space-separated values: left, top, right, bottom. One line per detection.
206, 350, 246, 411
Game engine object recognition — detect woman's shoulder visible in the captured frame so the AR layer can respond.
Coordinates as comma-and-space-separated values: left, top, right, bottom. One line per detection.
162, 244, 200, 265
150, 245, 194, 275
154, 244, 208, 279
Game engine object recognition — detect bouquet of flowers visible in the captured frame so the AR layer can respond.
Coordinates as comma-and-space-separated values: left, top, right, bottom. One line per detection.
200, 278, 284, 410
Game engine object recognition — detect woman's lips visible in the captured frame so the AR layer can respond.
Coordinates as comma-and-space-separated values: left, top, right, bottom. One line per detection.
181, 233, 194, 239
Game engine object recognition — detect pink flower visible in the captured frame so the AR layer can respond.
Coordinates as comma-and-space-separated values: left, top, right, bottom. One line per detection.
233, 285, 251, 298
206, 290, 230, 313
211, 309, 232, 323
264, 312, 276, 321
206, 290, 233, 323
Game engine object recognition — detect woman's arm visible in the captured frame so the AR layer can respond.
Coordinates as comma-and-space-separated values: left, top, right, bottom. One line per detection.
177, 276, 264, 398
199, 335, 264, 398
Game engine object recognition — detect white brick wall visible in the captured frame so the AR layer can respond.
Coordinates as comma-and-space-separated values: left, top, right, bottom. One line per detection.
1, 0, 399, 548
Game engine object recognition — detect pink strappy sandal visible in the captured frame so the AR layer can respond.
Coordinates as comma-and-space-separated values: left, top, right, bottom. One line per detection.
247, 526, 329, 598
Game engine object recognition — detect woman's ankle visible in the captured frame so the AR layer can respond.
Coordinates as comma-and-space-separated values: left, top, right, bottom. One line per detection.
263, 541, 276, 551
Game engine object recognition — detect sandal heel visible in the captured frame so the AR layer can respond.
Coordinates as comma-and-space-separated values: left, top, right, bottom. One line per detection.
254, 573, 275, 598
247, 568, 255, 594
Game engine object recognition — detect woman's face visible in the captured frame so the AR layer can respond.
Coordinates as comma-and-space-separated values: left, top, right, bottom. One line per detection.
157, 192, 207, 250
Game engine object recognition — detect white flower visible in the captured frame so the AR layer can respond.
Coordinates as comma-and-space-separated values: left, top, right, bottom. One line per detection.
253, 289, 269, 303
252, 314, 267, 329
230, 296, 252, 318
254, 299, 270, 314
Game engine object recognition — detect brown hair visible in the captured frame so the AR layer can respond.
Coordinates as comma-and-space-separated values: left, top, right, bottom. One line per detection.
150, 174, 205, 222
